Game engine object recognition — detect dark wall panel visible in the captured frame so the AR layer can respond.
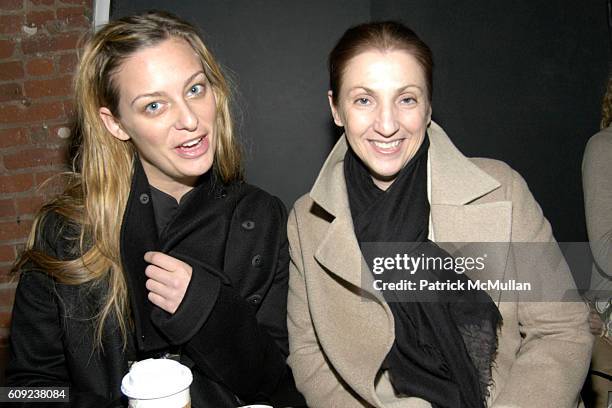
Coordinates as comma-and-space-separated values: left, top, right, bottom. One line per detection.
372, 0, 609, 241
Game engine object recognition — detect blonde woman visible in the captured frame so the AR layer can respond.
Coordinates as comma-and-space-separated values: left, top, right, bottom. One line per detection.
6, 11, 297, 407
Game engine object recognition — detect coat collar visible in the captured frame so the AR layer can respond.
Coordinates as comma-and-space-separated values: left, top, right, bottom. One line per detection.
310, 120, 501, 215
309, 121, 504, 292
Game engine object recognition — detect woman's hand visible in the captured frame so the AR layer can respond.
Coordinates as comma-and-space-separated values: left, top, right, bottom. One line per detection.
144, 251, 193, 314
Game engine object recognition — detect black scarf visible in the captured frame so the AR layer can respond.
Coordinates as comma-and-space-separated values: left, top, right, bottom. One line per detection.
344, 135, 501, 408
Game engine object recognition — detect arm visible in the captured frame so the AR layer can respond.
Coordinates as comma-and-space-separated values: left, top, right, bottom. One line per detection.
7, 213, 73, 388
286, 207, 372, 408
150, 194, 289, 402
490, 171, 592, 408
582, 131, 612, 295
6, 214, 118, 408
6, 270, 70, 387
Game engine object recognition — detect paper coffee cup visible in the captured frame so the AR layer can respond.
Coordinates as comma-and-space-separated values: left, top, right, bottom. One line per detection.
237, 405, 273, 408
121, 358, 193, 408
237, 406, 273, 408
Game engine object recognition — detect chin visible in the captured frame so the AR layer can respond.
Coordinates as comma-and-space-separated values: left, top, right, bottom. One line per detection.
180, 163, 213, 179
370, 164, 403, 179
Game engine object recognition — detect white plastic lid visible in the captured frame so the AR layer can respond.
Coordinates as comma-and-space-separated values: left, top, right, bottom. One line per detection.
121, 358, 193, 400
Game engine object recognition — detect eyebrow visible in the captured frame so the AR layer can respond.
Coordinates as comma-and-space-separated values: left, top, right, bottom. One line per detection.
348, 84, 424, 94
130, 70, 207, 106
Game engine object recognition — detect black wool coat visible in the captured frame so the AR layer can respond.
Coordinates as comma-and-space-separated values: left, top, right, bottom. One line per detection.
6, 159, 302, 407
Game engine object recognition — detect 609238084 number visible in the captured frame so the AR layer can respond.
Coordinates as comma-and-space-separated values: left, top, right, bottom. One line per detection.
0, 387, 69, 402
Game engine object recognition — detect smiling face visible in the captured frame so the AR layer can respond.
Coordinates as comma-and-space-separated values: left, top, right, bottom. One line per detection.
329, 49, 432, 190
99, 37, 217, 199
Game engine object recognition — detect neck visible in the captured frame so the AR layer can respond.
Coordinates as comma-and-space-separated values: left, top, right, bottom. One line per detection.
372, 176, 394, 191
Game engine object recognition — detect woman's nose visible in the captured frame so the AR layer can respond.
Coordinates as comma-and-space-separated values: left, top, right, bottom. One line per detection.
373, 103, 399, 137
175, 101, 199, 131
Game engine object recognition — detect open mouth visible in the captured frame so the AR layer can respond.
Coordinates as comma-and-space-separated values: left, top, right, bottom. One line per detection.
175, 135, 209, 158
370, 139, 403, 153
372, 140, 401, 149
177, 137, 203, 150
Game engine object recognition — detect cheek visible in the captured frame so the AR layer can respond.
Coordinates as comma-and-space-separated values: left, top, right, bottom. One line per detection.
399, 108, 430, 132
192, 96, 218, 126
344, 109, 373, 136
128, 120, 167, 147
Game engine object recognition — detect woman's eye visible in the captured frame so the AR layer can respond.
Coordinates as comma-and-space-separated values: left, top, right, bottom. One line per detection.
401, 97, 416, 104
355, 97, 371, 105
145, 102, 161, 113
188, 84, 205, 96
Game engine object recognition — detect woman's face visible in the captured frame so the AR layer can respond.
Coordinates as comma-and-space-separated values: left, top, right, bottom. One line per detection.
100, 37, 217, 195
329, 49, 431, 190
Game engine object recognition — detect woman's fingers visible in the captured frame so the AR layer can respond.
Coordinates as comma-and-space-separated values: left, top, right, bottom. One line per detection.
145, 276, 174, 298
143, 252, 193, 314
145, 264, 178, 287
144, 251, 190, 273
148, 291, 172, 313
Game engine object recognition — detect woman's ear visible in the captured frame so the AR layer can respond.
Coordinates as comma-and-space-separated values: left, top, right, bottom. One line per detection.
99, 107, 130, 141
327, 90, 344, 127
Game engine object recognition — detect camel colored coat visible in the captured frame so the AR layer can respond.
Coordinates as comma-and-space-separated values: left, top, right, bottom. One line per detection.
287, 122, 592, 408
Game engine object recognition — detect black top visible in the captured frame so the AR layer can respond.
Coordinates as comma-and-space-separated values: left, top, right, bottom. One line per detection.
149, 171, 211, 236
150, 185, 183, 235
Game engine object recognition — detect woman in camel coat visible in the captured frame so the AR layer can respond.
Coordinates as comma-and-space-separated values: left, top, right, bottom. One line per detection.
287, 21, 592, 408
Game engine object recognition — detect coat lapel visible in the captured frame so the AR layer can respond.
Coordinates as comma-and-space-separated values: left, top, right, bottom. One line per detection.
427, 122, 512, 293
309, 138, 392, 405
311, 140, 387, 298
120, 157, 169, 352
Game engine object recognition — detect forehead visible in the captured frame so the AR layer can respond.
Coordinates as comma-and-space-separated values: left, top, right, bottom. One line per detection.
340, 49, 426, 91
114, 37, 202, 95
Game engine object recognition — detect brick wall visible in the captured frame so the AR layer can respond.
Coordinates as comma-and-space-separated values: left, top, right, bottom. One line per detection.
0, 0, 94, 383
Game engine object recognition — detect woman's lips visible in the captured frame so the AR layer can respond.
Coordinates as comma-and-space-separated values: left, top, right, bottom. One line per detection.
369, 138, 403, 154
175, 135, 209, 158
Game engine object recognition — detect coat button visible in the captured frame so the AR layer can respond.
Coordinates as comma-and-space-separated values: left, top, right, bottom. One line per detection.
139, 193, 150, 204
251, 254, 262, 267
215, 187, 227, 199
247, 294, 262, 305
241, 220, 255, 230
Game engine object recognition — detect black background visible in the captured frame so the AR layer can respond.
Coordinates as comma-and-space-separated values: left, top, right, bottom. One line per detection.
112, 0, 609, 243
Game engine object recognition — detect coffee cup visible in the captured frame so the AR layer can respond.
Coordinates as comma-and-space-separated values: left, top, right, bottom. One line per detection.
121, 358, 193, 408
237, 405, 273, 408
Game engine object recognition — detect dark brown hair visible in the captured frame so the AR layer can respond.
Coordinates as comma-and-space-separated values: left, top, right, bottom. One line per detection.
328, 21, 434, 104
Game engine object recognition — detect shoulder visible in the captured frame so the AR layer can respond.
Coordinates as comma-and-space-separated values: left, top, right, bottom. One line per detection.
229, 182, 288, 226
469, 157, 515, 184
31, 210, 81, 261
584, 127, 612, 163
288, 193, 329, 224
291, 193, 314, 216
467, 157, 536, 207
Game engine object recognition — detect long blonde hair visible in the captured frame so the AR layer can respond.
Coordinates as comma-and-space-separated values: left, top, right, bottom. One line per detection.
13, 11, 243, 349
